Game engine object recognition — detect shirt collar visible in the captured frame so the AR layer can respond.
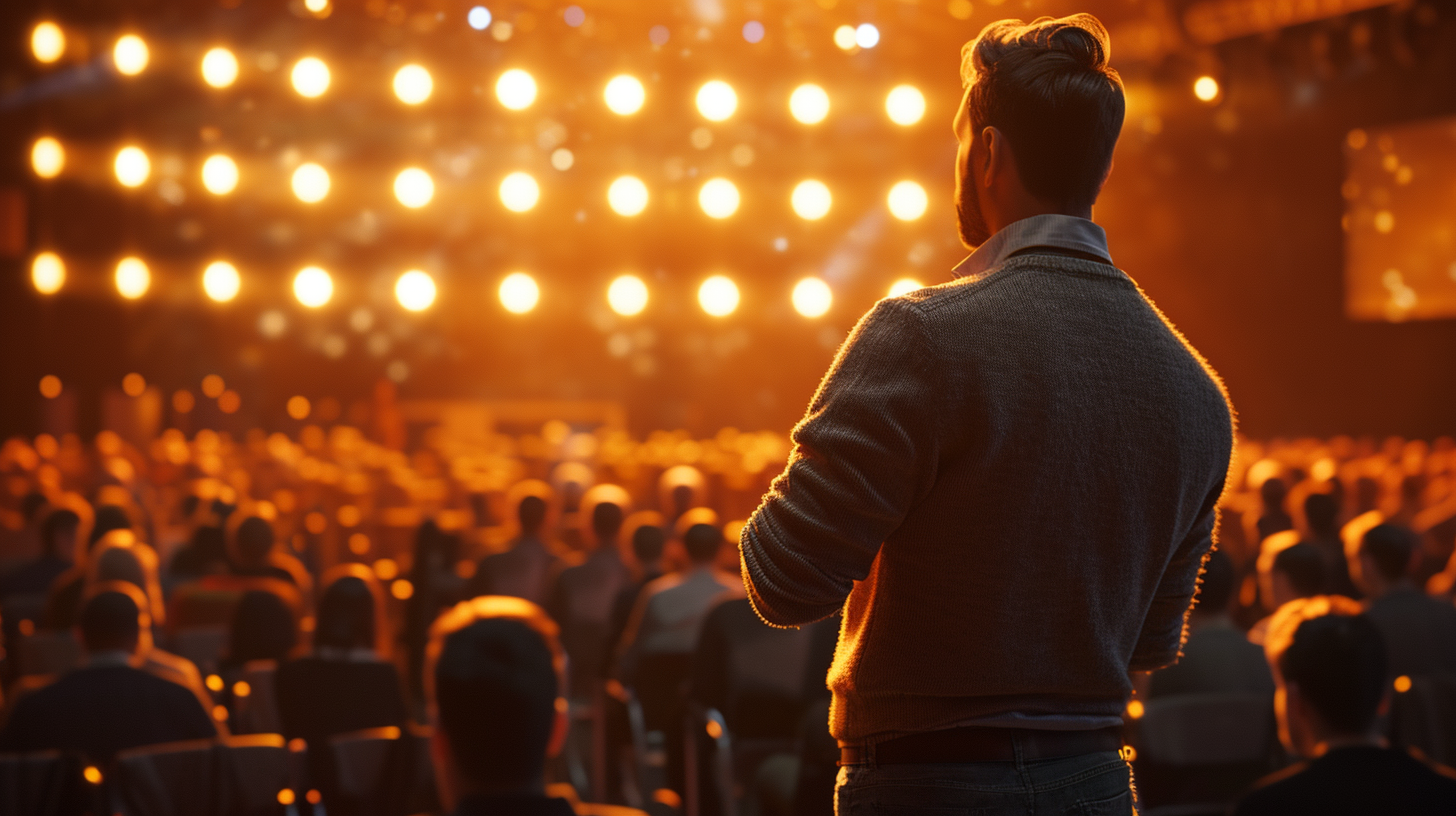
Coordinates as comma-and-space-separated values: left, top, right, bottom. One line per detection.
951, 214, 1111, 281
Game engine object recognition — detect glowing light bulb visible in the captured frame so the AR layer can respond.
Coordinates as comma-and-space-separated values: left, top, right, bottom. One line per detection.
888, 278, 924, 297
115, 257, 150, 299
201, 154, 239, 195
496, 69, 537, 110
607, 175, 649, 216
695, 80, 737, 121
833, 25, 857, 50
201, 47, 239, 88
885, 85, 926, 126
1193, 76, 1219, 102
113, 35, 149, 76
304, 0, 330, 12
395, 269, 437, 311
467, 7, 492, 30
607, 275, 648, 316
499, 172, 539, 212
698, 275, 740, 317
393, 64, 432, 104
39, 376, 62, 399
887, 180, 928, 221
31, 252, 65, 294
293, 266, 333, 307
789, 83, 829, 125
31, 137, 64, 178
499, 272, 540, 314
292, 163, 330, 203
114, 146, 150, 188
291, 57, 330, 97
698, 177, 740, 219
32, 22, 65, 64
604, 74, 645, 115
791, 180, 832, 220
393, 167, 434, 208
792, 277, 833, 318
202, 261, 241, 302
855, 24, 880, 49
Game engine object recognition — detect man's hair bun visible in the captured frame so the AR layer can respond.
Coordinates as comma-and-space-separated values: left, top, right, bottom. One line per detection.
1043, 14, 1110, 70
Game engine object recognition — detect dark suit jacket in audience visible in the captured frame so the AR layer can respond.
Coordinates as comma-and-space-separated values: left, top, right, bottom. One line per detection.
1233, 745, 1456, 816
0, 661, 216, 760
469, 536, 558, 606
274, 656, 409, 742
1148, 621, 1275, 698
451, 792, 575, 815
1365, 589, 1456, 679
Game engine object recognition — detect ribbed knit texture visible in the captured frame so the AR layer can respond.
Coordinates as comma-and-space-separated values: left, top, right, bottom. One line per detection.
740, 253, 1235, 743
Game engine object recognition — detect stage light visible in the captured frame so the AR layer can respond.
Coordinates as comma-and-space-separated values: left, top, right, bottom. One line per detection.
888, 278, 923, 297
607, 275, 648, 316
833, 25, 857, 50
201, 375, 225, 398
122, 373, 147, 397
115, 257, 151, 299
604, 74, 645, 115
31, 22, 64, 64
499, 272, 540, 314
551, 148, 573, 170
698, 275, 740, 317
791, 180, 832, 220
203, 261, 241, 302
468, 6, 492, 30
496, 69, 537, 110
393, 64, 432, 104
113, 35, 149, 76
31, 137, 64, 178
789, 84, 829, 125
114, 146, 150, 188
394, 167, 434, 208
201, 47, 239, 88
287, 396, 311, 420
304, 0, 329, 12
887, 180, 928, 221
856, 24, 881, 48
31, 252, 65, 295
792, 277, 833, 318
607, 175, 649, 216
292, 163, 330, 203
885, 85, 926, 126
201, 154, 239, 195
395, 269, 437, 311
696, 81, 737, 121
698, 178, 740, 219
1193, 76, 1219, 102
293, 266, 333, 307
39, 375, 62, 399
499, 171, 539, 212
291, 57, 330, 98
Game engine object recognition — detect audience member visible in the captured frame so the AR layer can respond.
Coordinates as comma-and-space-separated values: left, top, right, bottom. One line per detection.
548, 492, 634, 697
0, 491, 49, 574
0, 507, 77, 599
1233, 598, 1456, 815
426, 596, 574, 816
223, 589, 299, 672
1149, 549, 1274, 698
0, 590, 217, 759
405, 519, 466, 703
169, 524, 228, 578
42, 506, 133, 630
230, 515, 309, 591
469, 492, 557, 605
1303, 493, 1357, 598
1249, 477, 1294, 545
1249, 539, 1327, 646
606, 519, 668, 664
1357, 524, 1456, 678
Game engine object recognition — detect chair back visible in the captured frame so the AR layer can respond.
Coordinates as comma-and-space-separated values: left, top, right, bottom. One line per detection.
328, 724, 437, 816
0, 750, 88, 816
233, 660, 281, 735
167, 627, 229, 675
1137, 693, 1274, 766
115, 734, 287, 816
1389, 671, 1456, 765
18, 631, 81, 677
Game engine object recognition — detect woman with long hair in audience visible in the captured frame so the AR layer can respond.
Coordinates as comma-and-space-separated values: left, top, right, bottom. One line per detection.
402, 519, 463, 706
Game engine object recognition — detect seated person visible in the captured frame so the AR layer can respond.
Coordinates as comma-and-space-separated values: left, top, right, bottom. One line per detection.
1248, 538, 1327, 646
229, 515, 310, 594
606, 519, 668, 664
426, 596, 575, 816
1149, 548, 1274, 698
548, 493, 635, 698
1234, 597, 1456, 815
469, 492, 558, 605
1357, 524, 1456, 678
222, 589, 300, 676
1303, 492, 1357, 598
0, 507, 77, 599
0, 590, 217, 760
43, 506, 133, 629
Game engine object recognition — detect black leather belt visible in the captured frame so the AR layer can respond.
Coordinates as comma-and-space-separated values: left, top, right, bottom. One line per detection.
839, 725, 1123, 766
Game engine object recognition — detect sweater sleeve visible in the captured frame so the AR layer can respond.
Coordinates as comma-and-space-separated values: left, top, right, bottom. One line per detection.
740, 299, 941, 627
1130, 479, 1225, 671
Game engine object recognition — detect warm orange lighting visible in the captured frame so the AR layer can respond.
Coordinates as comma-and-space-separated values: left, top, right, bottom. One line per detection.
113, 35, 149, 76
390, 579, 414, 600
607, 175, 649, 216
496, 69, 537, 109
233, 680, 251, 698
393, 64, 433, 104
83, 766, 102, 785
31, 22, 65, 64
1126, 699, 1145, 719
277, 790, 296, 806
218, 390, 241, 414
212, 705, 229, 722
286, 396, 311, 420
292, 163, 330, 203
833, 25, 858, 50
604, 74, 645, 115
122, 373, 147, 398
792, 277, 833, 318
699, 178, 740, 219
31, 137, 64, 178
293, 266, 333, 307
888, 278, 924, 298
789, 84, 830, 125
201, 154, 239, 195
1394, 675, 1413, 693
206, 674, 224, 692
31, 252, 65, 294
885, 85, 927, 126
1193, 76, 1219, 102
203, 261, 241, 302
348, 533, 370, 555
393, 168, 434, 208
373, 558, 399, 581
791, 180, 832, 220
698, 275, 740, 317
887, 181, 928, 221
115, 257, 150, 299
395, 269, 437, 311
114, 146, 151, 188
201, 374, 225, 398
291, 57, 330, 97
499, 172, 539, 212
201, 47, 239, 88
499, 272, 540, 314
173, 390, 195, 413
695, 80, 737, 121
607, 275, 649, 316
39, 375, 62, 399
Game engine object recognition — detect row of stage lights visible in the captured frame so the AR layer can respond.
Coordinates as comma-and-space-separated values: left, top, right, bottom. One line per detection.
27, 22, 930, 126
27, 252, 927, 319
29, 136, 933, 222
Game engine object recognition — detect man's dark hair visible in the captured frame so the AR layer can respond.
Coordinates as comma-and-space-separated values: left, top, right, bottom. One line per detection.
961, 14, 1124, 211
228, 590, 297, 664
1273, 543, 1327, 598
315, 575, 376, 652
1280, 613, 1387, 736
684, 523, 724, 564
632, 525, 666, 565
1302, 493, 1339, 538
591, 502, 624, 544
21, 492, 47, 524
80, 590, 141, 653
1195, 549, 1235, 616
40, 509, 80, 558
1361, 524, 1417, 583
234, 516, 275, 566
518, 495, 547, 534
89, 505, 131, 548
435, 617, 558, 788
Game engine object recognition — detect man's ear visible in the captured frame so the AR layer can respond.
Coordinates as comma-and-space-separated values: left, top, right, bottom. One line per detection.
547, 697, 569, 758
981, 126, 1008, 188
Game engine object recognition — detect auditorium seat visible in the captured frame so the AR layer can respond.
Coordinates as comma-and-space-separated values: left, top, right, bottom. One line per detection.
0, 749, 90, 816
114, 734, 288, 816
328, 724, 438, 816
232, 660, 281, 735
1134, 692, 1278, 816
1389, 671, 1456, 765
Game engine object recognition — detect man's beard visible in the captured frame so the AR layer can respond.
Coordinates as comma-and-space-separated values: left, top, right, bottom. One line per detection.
955, 180, 990, 249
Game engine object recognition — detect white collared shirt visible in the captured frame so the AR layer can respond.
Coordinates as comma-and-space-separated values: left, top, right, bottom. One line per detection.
951, 214, 1112, 282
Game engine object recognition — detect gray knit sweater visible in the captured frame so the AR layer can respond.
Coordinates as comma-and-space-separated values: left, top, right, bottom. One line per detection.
740, 253, 1235, 743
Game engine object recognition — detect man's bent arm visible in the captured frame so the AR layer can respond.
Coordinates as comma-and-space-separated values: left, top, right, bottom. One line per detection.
740, 299, 942, 627
1130, 479, 1225, 671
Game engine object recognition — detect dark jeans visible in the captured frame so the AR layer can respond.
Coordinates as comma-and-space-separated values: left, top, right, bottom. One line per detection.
835, 749, 1134, 816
